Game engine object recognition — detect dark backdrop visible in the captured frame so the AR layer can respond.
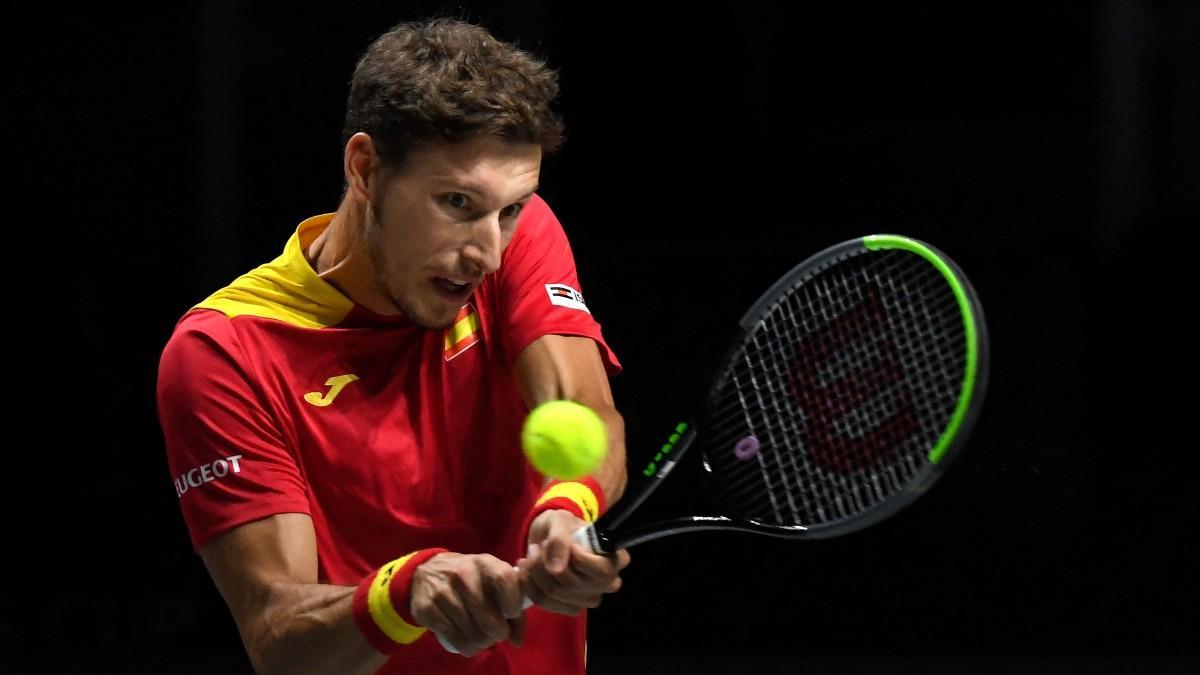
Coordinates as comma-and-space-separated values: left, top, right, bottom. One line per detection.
12, 1, 1198, 672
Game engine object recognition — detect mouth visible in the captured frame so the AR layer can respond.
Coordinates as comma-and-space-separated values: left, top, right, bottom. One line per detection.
432, 276, 475, 303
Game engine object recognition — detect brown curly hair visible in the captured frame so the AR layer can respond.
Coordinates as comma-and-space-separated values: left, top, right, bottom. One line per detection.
342, 18, 565, 169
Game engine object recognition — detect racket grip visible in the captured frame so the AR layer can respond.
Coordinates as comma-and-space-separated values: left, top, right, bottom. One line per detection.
572, 522, 603, 553
436, 524, 601, 654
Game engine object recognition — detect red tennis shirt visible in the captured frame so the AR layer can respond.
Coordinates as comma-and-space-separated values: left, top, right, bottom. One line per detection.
157, 194, 620, 673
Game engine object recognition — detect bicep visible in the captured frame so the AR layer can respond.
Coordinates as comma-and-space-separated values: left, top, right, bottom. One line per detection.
514, 335, 628, 499
512, 334, 614, 409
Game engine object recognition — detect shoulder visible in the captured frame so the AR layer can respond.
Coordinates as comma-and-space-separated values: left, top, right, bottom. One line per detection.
158, 308, 261, 401
521, 192, 569, 236
161, 308, 243, 364
522, 193, 556, 225
505, 193, 572, 261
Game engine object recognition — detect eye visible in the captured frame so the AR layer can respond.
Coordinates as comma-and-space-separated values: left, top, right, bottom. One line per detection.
500, 203, 525, 219
444, 193, 469, 209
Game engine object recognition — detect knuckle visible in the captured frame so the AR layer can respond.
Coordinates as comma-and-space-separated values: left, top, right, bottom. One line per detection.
431, 586, 453, 605
448, 571, 476, 596
496, 565, 518, 584
435, 578, 462, 602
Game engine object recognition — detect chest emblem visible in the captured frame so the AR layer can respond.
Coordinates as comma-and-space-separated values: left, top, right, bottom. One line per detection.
443, 303, 481, 362
304, 374, 360, 407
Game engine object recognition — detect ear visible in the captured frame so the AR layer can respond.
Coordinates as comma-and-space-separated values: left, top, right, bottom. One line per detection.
343, 132, 383, 203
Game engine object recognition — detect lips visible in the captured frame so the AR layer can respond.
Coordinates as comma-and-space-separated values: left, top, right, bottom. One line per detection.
435, 277, 469, 292
433, 276, 475, 302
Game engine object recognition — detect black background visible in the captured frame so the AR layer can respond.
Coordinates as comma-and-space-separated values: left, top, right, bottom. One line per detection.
12, 1, 1198, 672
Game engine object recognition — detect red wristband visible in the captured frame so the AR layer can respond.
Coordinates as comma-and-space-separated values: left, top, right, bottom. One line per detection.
521, 477, 607, 547
352, 547, 448, 655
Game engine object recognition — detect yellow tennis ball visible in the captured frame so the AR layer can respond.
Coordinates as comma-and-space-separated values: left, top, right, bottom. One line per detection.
522, 400, 607, 480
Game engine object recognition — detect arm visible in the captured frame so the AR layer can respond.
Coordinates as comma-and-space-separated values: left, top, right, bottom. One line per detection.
201, 514, 527, 673
512, 334, 632, 615
199, 513, 385, 675
512, 333, 627, 502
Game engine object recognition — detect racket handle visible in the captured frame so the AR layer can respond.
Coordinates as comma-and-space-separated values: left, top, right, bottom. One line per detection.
571, 521, 603, 553
436, 524, 601, 654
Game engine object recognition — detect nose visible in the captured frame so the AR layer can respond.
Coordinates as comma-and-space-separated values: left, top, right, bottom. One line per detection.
462, 213, 503, 277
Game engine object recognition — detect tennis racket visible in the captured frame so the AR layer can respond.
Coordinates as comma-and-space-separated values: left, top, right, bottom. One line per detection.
576, 233, 989, 553
439, 234, 988, 653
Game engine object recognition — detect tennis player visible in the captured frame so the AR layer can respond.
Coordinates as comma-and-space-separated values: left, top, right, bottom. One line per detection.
157, 18, 630, 674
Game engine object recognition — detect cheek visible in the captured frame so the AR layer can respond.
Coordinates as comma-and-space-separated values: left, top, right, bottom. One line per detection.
389, 226, 449, 272
427, 229, 469, 261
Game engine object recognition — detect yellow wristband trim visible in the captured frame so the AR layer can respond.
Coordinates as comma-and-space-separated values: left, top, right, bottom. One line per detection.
535, 481, 601, 523
366, 553, 427, 645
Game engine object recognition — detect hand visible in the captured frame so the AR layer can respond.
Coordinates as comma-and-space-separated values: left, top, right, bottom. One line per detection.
518, 509, 631, 616
409, 552, 526, 657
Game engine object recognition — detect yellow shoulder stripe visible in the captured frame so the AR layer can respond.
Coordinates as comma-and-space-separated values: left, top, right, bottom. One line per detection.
194, 214, 354, 329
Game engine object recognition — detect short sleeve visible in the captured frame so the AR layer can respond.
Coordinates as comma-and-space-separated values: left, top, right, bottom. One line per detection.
157, 310, 311, 552
493, 194, 622, 373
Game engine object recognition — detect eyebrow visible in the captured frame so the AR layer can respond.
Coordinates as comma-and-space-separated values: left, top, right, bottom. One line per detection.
439, 181, 539, 203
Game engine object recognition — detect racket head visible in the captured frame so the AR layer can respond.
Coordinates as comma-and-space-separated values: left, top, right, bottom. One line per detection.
698, 234, 989, 539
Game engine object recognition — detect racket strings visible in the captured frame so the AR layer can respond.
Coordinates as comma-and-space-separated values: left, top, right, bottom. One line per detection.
704, 250, 968, 528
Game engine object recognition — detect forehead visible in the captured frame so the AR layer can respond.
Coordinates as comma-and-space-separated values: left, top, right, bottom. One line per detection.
402, 137, 541, 195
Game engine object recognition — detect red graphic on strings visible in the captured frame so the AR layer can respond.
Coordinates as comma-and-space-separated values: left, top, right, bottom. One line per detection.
789, 283, 916, 473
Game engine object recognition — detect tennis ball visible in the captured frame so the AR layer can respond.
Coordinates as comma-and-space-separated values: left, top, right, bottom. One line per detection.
522, 400, 607, 480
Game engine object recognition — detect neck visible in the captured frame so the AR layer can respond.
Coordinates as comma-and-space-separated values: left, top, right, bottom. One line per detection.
307, 198, 358, 274
305, 198, 399, 315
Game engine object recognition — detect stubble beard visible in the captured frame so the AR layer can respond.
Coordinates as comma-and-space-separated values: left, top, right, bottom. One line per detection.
363, 200, 456, 331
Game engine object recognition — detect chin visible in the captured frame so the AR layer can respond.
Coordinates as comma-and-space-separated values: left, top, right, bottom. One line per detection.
400, 299, 459, 330
422, 315, 458, 331
407, 311, 454, 331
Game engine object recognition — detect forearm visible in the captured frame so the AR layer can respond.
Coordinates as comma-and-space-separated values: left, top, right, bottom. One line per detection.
238, 581, 387, 675
589, 402, 627, 505
511, 335, 629, 509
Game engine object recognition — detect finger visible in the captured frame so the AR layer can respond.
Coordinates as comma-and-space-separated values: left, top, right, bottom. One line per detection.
444, 565, 505, 653
528, 553, 585, 597
521, 562, 583, 616
413, 599, 461, 648
521, 545, 595, 607
580, 593, 604, 609
533, 568, 602, 612
483, 563, 525, 620
613, 548, 632, 572
567, 546, 626, 582
568, 552, 630, 601
508, 612, 526, 647
429, 591, 480, 657
457, 563, 511, 646
540, 535, 570, 574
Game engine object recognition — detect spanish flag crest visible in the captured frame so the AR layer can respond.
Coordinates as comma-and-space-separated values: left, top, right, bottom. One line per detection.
443, 303, 481, 361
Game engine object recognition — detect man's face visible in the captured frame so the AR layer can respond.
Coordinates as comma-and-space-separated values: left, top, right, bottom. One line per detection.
364, 135, 541, 329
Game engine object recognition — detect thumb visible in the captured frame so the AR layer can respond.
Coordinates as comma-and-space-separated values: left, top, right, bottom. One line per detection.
542, 535, 569, 573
